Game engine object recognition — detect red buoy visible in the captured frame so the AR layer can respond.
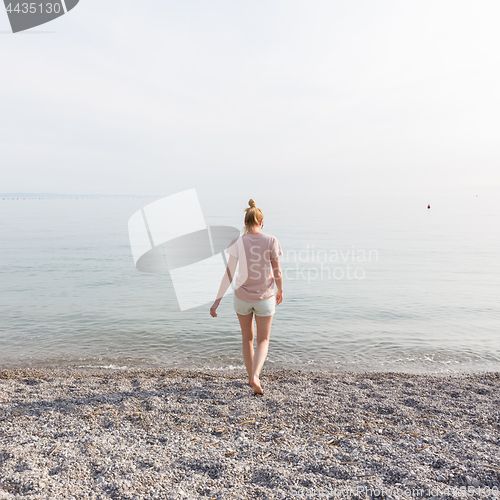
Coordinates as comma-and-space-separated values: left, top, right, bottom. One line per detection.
427, 204, 431, 209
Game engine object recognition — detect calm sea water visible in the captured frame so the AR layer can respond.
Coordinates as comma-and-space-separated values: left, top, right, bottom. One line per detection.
1, 193, 499, 373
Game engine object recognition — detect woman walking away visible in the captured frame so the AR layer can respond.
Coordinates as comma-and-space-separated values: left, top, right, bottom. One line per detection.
210, 199, 283, 394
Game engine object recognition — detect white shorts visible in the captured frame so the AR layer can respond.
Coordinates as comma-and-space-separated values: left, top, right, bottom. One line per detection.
233, 295, 275, 317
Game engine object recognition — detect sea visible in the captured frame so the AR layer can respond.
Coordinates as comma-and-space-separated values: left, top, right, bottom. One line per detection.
1, 192, 499, 374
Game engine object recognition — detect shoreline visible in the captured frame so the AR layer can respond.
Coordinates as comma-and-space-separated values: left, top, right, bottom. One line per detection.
2, 364, 500, 379
1, 369, 499, 499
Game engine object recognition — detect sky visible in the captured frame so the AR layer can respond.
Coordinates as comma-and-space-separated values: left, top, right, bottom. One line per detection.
1, 0, 500, 196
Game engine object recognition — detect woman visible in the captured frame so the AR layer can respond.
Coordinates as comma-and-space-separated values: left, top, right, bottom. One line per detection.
210, 199, 283, 394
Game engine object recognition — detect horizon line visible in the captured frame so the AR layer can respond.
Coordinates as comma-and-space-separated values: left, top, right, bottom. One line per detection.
0, 193, 161, 198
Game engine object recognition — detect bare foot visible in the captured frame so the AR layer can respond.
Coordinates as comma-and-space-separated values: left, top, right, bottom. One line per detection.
249, 375, 263, 395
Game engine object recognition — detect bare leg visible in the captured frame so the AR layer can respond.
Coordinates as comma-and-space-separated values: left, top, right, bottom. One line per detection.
250, 315, 273, 394
237, 313, 255, 383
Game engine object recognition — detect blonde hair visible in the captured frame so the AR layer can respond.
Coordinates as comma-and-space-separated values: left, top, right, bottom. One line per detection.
243, 199, 264, 235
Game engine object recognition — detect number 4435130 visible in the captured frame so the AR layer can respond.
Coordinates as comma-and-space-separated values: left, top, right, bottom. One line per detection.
5, 3, 62, 14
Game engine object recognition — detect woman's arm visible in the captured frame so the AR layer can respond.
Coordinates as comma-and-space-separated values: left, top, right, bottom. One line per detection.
271, 256, 284, 305
210, 254, 238, 317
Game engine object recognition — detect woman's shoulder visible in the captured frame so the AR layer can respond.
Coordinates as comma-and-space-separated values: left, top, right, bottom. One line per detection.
245, 232, 277, 240
262, 233, 279, 242
242, 233, 280, 245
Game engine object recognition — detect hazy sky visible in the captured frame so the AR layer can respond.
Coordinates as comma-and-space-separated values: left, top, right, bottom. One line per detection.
1, 0, 499, 196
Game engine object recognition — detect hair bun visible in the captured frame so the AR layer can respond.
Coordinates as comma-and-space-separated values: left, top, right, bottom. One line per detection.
248, 199, 256, 208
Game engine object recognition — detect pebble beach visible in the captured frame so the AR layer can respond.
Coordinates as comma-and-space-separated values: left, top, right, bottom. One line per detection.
1, 368, 499, 499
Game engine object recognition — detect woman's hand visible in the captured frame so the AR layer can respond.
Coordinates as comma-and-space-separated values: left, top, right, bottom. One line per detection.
210, 299, 221, 317
276, 290, 283, 305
